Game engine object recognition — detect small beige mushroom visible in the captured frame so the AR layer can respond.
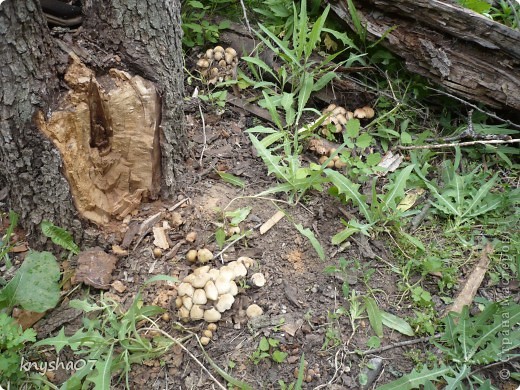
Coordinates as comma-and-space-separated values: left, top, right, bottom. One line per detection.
207, 323, 217, 331
229, 280, 238, 296
218, 59, 227, 67
333, 106, 347, 115
182, 296, 193, 310
193, 289, 208, 305
197, 58, 210, 68
362, 106, 375, 119
353, 108, 366, 119
218, 266, 234, 281
200, 336, 211, 346
186, 249, 198, 263
191, 273, 211, 288
227, 226, 241, 236
237, 257, 256, 269
204, 307, 222, 323
197, 248, 213, 264
214, 51, 223, 61
334, 123, 343, 133
175, 296, 183, 309
215, 275, 231, 295
251, 273, 266, 287
205, 48, 214, 59
335, 159, 347, 169
214, 45, 225, 53
346, 111, 354, 120
178, 282, 194, 297
225, 47, 237, 56
230, 262, 248, 278
202, 329, 213, 338
324, 104, 336, 113
194, 265, 210, 276
246, 304, 263, 319
208, 268, 220, 281
204, 280, 219, 301
190, 304, 204, 320
209, 67, 219, 78
178, 306, 190, 320
215, 293, 235, 313
336, 114, 347, 125
224, 52, 234, 65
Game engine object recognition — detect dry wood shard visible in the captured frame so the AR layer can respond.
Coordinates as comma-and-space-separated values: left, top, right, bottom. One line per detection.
37, 55, 161, 225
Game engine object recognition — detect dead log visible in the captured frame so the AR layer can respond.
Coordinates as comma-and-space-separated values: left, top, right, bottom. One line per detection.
330, 0, 520, 114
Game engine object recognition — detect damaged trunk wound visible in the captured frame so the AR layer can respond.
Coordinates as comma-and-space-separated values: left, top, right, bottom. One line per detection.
37, 54, 162, 226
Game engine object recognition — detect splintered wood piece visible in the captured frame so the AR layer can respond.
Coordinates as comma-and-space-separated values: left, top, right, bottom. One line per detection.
37, 54, 161, 225
447, 243, 493, 315
259, 210, 285, 235
153, 226, 170, 249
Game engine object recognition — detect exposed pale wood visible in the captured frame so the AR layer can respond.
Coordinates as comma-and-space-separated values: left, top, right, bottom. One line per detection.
330, 0, 520, 113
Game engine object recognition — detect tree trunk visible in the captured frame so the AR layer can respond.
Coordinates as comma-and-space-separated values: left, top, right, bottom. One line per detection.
330, 0, 520, 115
0, 0, 185, 247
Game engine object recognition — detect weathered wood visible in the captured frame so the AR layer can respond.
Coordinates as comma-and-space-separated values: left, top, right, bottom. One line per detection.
330, 0, 520, 113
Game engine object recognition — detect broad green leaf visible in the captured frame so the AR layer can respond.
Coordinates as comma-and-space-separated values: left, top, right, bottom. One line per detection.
313, 71, 337, 92
249, 134, 290, 183
382, 164, 415, 212
400, 131, 412, 144
346, 119, 360, 138
356, 132, 372, 148
215, 227, 226, 249
272, 350, 288, 363
381, 311, 415, 336
294, 223, 325, 261
365, 297, 383, 337
225, 207, 252, 226
41, 220, 80, 254
458, 0, 491, 13
217, 171, 245, 189
0, 251, 60, 312
366, 153, 382, 166
325, 169, 372, 222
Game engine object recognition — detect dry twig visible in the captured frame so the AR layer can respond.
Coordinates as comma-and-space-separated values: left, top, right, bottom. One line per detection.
397, 138, 519, 150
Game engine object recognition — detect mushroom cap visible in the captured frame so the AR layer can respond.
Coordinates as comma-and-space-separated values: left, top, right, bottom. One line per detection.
193, 289, 208, 305
178, 282, 194, 297
230, 262, 248, 278
200, 336, 211, 346
182, 296, 193, 310
214, 51, 223, 61
204, 308, 222, 323
186, 231, 197, 242
251, 273, 266, 287
204, 280, 219, 301
202, 329, 213, 338
215, 293, 235, 313
336, 114, 347, 125
229, 280, 238, 296
346, 111, 354, 120
205, 48, 214, 59
237, 256, 256, 269
246, 304, 263, 319
190, 304, 204, 320
324, 104, 336, 113
191, 273, 211, 288
186, 249, 198, 263
362, 106, 375, 119
208, 268, 220, 281
225, 52, 235, 65
333, 106, 347, 115
178, 306, 190, 319
219, 266, 234, 281
207, 323, 217, 332
175, 296, 183, 309
197, 248, 213, 264
353, 108, 366, 119
225, 47, 237, 56
215, 275, 231, 295
194, 265, 210, 275
214, 45, 225, 52
197, 58, 210, 68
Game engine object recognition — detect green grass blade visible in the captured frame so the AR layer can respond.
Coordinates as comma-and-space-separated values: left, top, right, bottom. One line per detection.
306, 5, 330, 58
365, 297, 383, 337
258, 24, 299, 66
294, 223, 325, 261
382, 164, 415, 212
217, 171, 246, 189
461, 173, 498, 218
325, 169, 372, 222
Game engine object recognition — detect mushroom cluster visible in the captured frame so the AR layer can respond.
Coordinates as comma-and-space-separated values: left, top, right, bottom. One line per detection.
175, 257, 257, 323
321, 104, 375, 136
196, 46, 238, 85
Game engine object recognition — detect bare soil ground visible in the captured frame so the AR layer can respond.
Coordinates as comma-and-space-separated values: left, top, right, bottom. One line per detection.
4, 91, 517, 390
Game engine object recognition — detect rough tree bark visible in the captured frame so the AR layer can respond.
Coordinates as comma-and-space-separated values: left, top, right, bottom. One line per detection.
0, 0, 185, 247
330, 0, 520, 114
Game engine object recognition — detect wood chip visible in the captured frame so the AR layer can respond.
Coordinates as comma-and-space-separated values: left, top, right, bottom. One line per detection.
259, 210, 285, 235
447, 243, 492, 315
74, 247, 118, 289
153, 226, 170, 249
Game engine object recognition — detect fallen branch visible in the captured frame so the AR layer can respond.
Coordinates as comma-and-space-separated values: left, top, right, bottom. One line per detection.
396, 138, 519, 150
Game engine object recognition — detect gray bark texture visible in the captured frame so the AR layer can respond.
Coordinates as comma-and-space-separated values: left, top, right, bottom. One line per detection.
0, 0, 84, 247
0, 0, 185, 248
330, 0, 520, 114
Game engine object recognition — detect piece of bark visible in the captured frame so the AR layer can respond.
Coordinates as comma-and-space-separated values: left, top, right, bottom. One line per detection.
74, 247, 118, 289
330, 0, 520, 113
447, 243, 492, 314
